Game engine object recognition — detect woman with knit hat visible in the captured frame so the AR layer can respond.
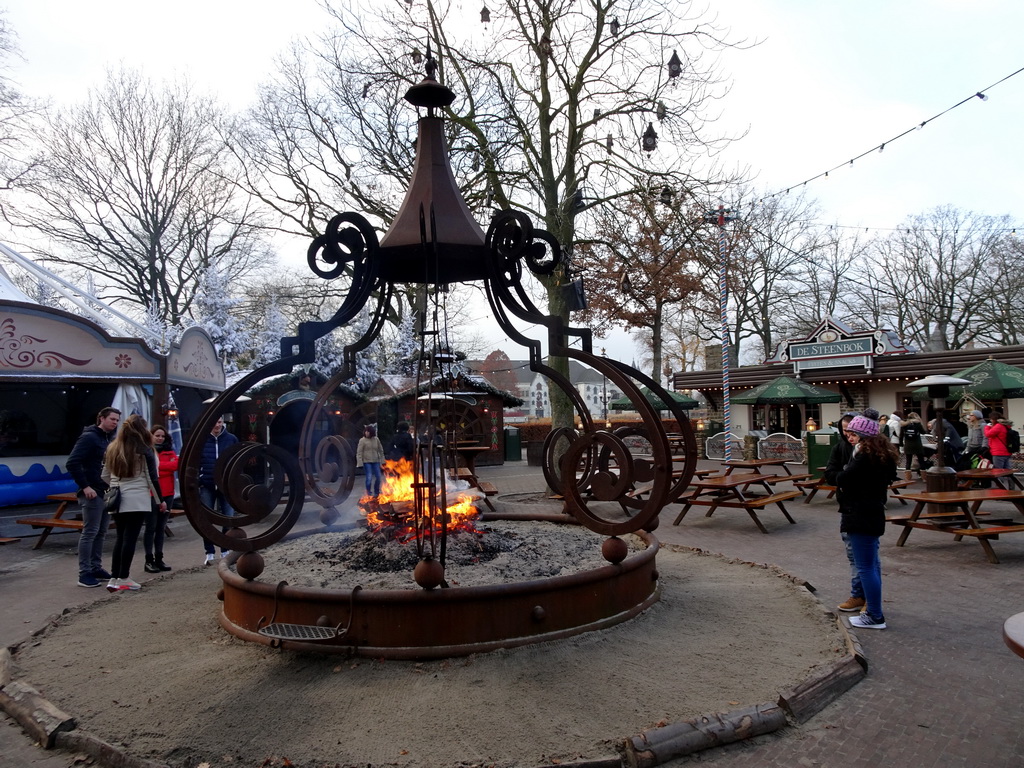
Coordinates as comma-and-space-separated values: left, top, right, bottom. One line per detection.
837, 412, 898, 630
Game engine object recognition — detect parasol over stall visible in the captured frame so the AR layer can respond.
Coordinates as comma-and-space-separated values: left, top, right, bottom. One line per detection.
608, 386, 699, 412
732, 375, 842, 435
912, 357, 1024, 401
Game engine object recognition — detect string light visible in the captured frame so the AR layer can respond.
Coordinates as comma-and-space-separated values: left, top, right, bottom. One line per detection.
756, 65, 1024, 206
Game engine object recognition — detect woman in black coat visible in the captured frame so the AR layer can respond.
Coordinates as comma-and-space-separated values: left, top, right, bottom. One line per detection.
837, 414, 898, 630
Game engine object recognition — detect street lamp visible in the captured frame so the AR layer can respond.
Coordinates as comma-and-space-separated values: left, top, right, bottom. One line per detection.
908, 375, 972, 493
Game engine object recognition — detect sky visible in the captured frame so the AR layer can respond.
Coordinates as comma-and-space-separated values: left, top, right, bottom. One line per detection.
4, 0, 1023, 366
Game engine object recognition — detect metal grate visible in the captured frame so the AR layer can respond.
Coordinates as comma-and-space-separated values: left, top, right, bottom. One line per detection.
258, 623, 341, 642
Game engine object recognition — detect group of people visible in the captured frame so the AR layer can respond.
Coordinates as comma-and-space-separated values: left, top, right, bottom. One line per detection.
67, 407, 237, 590
824, 404, 1018, 632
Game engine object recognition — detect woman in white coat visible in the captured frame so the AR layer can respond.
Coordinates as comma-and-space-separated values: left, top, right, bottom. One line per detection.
101, 414, 165, 591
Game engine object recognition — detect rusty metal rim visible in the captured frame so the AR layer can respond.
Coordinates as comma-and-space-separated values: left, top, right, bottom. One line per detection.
218, 586, 661, 659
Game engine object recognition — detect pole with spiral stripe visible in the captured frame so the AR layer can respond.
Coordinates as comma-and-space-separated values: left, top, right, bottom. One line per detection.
707, 205, 736, 460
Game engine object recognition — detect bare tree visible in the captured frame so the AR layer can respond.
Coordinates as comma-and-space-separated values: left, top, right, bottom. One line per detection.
849, 206, 1007, 351
0, 12, 42, 205
236, 0, 742, 428
577, 190, 712, 380
9, 68, 271, 325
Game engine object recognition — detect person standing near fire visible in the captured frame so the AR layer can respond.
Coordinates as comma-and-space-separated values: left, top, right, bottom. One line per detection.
356, 425, 385, 498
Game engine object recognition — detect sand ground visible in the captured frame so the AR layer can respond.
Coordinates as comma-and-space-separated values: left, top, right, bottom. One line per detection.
9, 539, 844, 768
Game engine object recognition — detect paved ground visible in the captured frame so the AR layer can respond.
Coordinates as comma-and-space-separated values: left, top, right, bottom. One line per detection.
2, 460, 1023, 767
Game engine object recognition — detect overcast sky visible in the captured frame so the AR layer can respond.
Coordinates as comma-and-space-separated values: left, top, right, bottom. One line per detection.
5, 0, 1023, 364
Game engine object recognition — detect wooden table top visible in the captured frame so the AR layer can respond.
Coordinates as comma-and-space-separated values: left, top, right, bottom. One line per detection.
721, 458, 789, 469
897, 489, 1024, 504
1004, 612, 1024, 659
956, 468, 1018, 479
691, 472, 766, 490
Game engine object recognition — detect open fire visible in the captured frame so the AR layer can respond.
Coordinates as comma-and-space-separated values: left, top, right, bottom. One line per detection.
360, 458, 481, 541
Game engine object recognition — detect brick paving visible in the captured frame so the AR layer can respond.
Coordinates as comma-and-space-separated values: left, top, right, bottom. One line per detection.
2, 459, 1023, 767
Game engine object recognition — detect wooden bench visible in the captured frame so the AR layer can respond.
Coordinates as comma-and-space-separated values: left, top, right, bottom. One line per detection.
477, 481, 498, 496
674, 488, 801, 534
17, 505, 186, 549
950, 525, 1024, 538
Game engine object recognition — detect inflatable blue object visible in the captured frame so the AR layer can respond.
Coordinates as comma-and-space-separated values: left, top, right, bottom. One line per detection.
0, 459, 76, 507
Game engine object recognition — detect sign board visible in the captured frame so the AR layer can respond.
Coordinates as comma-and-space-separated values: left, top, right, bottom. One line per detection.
757, 433, 805, 464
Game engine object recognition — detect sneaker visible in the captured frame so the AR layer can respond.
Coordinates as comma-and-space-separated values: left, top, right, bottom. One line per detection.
204, 553, 216, 566
155, 560, 172, 572
120, 578, 142, 590
837, 596, 866, 612
849, 613, 887, 630
144, 561, 161, 574
78, 574, 100, 588
93, 567, 112, 580
106, 578, 123, 592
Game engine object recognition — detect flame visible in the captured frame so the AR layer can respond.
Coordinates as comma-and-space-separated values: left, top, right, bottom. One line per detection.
362, 458, 480, 540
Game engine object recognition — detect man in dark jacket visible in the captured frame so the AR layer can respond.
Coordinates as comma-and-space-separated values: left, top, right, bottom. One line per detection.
65, 407, 121, 587
386, 421, 416, 462
199, 416, 238, 565
823, 412, 858, 485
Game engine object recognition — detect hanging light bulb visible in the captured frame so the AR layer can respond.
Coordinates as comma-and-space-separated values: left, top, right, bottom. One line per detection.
667, 50, 682, 79
975, 91, 988, 101
642, 122, 658, 152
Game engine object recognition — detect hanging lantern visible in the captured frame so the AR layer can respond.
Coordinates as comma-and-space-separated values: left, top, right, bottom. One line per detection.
571, 188, 585, 211
619, 271, 632, 294
642, 122, 658, 152
606, 133, 613, 152
411, 48, 422, 65
593, 108, 601, 121
667, 50, 682, 79
659, 186, 673, 206
609, 17, 620, 36
480, 5, 490, 24
657, 100, 667, 121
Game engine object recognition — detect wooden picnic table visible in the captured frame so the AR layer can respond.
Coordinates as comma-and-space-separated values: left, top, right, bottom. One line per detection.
16, 491, 185, 549
719, 457, 795, 475
956, 467, 1024, 491
672, 472, 801, 534
446, 446, 497, 511
890, 489, 1024, 563
1004, 612, 1024, 659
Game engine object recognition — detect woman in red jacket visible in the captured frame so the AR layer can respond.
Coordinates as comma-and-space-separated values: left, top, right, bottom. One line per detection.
984, 410, 1012, 469
144, 425, 178, 572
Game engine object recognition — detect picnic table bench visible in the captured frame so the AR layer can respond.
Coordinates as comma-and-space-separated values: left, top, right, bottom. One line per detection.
16, 492, 185, 550
890, 489, 1024, 563
797, 477, 915, 504
672, 472, 801, 534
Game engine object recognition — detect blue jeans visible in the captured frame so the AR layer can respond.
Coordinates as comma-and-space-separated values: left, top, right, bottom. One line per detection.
847, 533, 883, 621
77, 492, 109, 578
841, 531, 863, 599
364, 462, 382, 496
993, 454, 1011, 469
200, 485, 235, 555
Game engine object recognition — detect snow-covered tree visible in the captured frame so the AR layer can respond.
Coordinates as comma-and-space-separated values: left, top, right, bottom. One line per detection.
195, 265, 249, 372
252, 294, 289, 368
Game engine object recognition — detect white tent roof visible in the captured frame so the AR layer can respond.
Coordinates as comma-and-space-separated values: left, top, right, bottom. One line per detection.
0, 262, 32, 302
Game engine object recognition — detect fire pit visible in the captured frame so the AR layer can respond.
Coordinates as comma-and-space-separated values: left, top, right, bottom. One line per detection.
218, 519, 660, 659
181, 52, 694, 659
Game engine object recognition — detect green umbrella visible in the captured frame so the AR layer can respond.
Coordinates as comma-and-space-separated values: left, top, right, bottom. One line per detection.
912, 358, 1024, 400
608, 386, 699, 411
731, 375, 842, 405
